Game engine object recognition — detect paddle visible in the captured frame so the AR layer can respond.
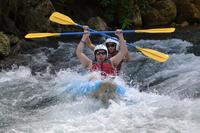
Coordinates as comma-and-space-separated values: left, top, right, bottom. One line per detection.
25, 29, 175, 39
49, 12, 170, 62
49, 12, 175, 34
24, 31, 121, 39
25, 33, 60, 38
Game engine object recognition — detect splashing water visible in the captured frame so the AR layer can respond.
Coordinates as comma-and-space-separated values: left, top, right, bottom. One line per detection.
0, 39, 200, 132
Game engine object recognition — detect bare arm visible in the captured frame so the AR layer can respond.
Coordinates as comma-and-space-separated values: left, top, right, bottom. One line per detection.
123, 40, 133, 61
110, 29, 127, 67
80, 26, 95, 51
76, 27, 92, 69
85, 37, 95, 50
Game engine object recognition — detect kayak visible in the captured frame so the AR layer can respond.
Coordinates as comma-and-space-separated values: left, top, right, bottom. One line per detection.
64, 80, 126, 98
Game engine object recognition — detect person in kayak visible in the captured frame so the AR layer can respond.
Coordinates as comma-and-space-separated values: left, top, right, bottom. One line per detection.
83, 28, 131, 74
104, 37, 132, 72
76, 26, 127, 78
76, 26, 127, 103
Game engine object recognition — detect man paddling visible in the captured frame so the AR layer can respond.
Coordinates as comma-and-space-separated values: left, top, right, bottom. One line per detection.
76, 26, 127, 78
82, 27, 132, 74
76, 26, 127, 102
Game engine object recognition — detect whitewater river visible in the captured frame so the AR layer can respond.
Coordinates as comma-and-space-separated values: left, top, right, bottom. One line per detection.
0, 39, 200, 133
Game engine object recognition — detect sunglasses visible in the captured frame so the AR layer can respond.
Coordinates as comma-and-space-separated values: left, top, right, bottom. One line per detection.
106, 43, 116, 48
96, 51, 107, 56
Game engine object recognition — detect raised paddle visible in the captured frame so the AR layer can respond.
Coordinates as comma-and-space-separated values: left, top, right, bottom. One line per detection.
49, 12, 170, 62
25, 33, 60, 38
25, 31, 125, 39
25, 29, 174, 39
49, 12, 175, 34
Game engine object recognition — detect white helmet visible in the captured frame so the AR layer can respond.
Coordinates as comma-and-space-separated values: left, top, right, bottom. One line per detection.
104, 37, 120, 51
94, 44, 108, 57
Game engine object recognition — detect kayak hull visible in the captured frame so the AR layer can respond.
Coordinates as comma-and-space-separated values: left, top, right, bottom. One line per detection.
64, 80, 126, 98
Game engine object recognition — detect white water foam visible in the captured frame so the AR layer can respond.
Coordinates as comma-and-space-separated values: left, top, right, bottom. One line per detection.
0, 67, 199, 133
1, 38, 200, 132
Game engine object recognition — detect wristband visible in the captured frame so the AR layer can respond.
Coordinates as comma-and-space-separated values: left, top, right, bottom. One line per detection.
80, 40, 86, 44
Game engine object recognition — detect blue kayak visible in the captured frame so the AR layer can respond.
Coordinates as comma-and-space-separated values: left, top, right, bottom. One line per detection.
64, 80, 126, 97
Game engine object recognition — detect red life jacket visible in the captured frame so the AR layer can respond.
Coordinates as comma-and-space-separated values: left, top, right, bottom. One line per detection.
91, 60, 117, 76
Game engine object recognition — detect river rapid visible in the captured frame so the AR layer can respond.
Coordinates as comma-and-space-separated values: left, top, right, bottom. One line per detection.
0, 39, 200, 133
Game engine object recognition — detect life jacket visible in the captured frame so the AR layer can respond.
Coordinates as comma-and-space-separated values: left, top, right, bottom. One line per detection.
108, 51, 123, 73
91, 59, 118, 77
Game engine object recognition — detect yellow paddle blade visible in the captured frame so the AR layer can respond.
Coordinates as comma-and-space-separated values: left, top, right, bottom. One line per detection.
138, 48, 169, 62
25, 33, 60, 39
49, 12, 77, 25
135, 28, 175, 33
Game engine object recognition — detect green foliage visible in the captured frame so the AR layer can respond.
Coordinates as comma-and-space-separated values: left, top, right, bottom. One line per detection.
97, 0, 120, 23
122, 19, 133, 29
97, 0, 135, 28
138, 0, 150, 10
98, 0, 116, 7
119, 0, 135, 28
53, 0, 148, 28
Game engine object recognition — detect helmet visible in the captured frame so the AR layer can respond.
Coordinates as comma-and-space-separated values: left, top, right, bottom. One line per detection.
94, 44, 108, 57
104, 37, 120, 51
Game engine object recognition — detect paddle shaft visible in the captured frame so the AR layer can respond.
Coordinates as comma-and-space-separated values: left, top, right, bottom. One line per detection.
25, 28, 172, 38
60, 30, 135, 36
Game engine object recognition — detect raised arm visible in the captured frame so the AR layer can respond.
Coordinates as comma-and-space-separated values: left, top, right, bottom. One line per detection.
80, 26, 95, 51
110, 29, 127, 67
76, 26, 92, 69
123, 40, 133, 61
85, 36, 95, 50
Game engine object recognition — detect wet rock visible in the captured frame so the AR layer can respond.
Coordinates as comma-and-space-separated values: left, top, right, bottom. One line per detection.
0, 0, 56, 36
172, 0, 200, 23
12, 39, 40, 55
0, 54, 31, 70
141, 0, 177, 26
186, 45, 200, 56
8, 34, 20, 45
47, 43, 79, 72
180, 21, 189, 27
87, 17, 108, 30
0, 32, 10, 58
